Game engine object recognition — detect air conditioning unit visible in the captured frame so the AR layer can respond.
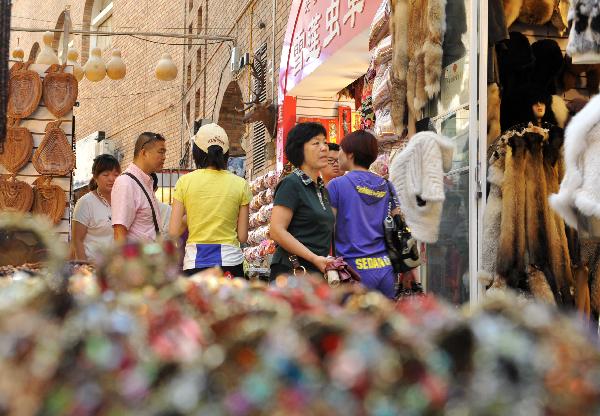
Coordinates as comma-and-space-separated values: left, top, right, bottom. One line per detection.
231, 47, 240, 72
239, 52, 250, 70
95, 138, 116, 157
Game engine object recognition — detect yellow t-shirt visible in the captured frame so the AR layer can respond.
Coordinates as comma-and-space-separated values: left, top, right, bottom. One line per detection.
173, 169, 252, 246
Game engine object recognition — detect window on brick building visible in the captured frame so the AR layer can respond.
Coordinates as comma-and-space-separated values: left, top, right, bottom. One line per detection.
194, 89, 201, 120
186, 102, 191, 129
196, 48, 201, 76
91, 0, 113, 51
187, 63, 192, 89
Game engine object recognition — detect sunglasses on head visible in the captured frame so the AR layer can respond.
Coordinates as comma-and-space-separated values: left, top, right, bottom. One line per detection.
140, 132, 165, 149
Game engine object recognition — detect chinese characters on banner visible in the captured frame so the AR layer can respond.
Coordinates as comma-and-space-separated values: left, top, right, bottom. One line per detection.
292, 0, 365, 78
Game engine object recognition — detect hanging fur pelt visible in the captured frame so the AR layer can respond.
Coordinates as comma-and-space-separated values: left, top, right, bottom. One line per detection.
0, 0, 11, 146
390, 0, 408, 134
497, 134, 528, 289
487, 83, 501, 149
392, 0, 446, 132
503, 0, 524, 27
528, 267, 557, 305
518, 0, 555, 25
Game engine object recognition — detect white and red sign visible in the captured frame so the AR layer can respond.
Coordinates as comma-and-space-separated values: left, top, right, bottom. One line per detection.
276, 0, 379, 168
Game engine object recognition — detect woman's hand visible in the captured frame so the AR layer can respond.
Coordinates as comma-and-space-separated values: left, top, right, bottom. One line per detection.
311, 255, 330, 273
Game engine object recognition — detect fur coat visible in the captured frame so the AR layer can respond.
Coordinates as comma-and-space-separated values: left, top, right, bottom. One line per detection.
551, 93, 600, 228
389, 131, 454, 243
390, 0, 446, 133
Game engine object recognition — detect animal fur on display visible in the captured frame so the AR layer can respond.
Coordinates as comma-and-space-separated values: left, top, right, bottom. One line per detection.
518, 0, 555, 25
503, 0, 524, 27
390, 0, 408, 133
487, 124, 575, 304
567, 0, 600, 64
487, 83, 502, 149
390, 0, 446, 133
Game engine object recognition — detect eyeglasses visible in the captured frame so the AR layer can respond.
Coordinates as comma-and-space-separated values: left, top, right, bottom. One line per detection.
327, 158, 339, 166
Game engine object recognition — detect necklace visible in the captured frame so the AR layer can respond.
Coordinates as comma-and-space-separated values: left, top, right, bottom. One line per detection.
94, 190, 112, 221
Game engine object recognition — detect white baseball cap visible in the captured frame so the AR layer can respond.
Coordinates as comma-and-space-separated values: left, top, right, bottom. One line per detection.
193, 123, 229, 153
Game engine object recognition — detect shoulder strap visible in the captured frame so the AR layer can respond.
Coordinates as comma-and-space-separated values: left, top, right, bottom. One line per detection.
385, 180, 400, 209
123, 172, 160, 235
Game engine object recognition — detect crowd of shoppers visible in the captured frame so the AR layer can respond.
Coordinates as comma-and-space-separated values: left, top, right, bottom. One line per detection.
70, 122, 405, 299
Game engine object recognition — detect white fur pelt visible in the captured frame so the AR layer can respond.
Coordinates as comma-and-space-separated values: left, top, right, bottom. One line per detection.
389, 131, 454, 243
550, 93, 600, 227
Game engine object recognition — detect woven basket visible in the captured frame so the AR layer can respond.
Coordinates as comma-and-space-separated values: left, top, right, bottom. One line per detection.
43, 64, 78, 118
32, 120, 75, 176
32, 176, 66, 225
0, 119, 33, 173
7, 61, 42, 119
0, 175, 34, 213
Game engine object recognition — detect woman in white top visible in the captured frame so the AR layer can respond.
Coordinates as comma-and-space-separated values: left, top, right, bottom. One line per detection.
71, 154, 121, 261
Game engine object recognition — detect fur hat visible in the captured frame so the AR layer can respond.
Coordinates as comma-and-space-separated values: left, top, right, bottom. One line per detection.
518, 0, 554, 25
497, 32, 534, 95
531, 39, 564, 95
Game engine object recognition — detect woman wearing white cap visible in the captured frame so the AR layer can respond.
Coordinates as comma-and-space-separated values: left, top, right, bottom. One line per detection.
168, 123, 252, 277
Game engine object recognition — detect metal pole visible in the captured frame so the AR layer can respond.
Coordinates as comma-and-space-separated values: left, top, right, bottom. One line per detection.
10, 26, 236, 43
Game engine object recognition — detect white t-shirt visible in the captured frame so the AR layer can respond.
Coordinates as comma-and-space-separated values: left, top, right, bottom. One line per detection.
72, 192, 114, 259
158, 202, 171, 237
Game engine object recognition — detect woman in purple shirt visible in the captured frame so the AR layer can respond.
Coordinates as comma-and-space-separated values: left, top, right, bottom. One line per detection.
327, 130, 400, 299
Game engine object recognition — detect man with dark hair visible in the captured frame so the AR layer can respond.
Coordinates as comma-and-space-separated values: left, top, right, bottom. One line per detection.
321, 142, 345, 185
112, 132, 167, 242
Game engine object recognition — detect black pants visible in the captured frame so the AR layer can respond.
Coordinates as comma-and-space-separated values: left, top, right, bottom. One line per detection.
184, 264, 245, 278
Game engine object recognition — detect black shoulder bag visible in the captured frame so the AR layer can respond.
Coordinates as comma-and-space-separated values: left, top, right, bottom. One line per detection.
383, 180, 421, 273
123, 172, 160, 235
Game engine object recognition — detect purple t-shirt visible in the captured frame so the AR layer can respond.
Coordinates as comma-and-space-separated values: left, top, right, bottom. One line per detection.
327, 171, 398, 259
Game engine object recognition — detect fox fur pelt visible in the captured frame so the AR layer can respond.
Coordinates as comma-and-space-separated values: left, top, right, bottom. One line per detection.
487, 83, 501, 149
390, 0, 446, 133
503, 0, 524, 27
518, 0, 555, 25
491, 125, 575, 304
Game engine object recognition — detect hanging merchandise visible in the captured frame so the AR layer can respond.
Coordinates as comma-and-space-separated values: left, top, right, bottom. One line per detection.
550, 94, 600, 238
31, 176, 66, 225
567, 0, 600, 64
42, 64, 78, 118
83, 48, 106, 82
0, 175, 34, 213
389, 0, 447, 134
66, 48, 84, 82
518, 0, 555, 25
106, 49, 126, 80
32, 120, 75, 176
0, 118, 33, 174
369, 0, 391, 51
7, 60, 42, 119
389, 131, 454, 244
487, 83, 501, 149
35, 31, 60, 66
155, 53, 177, 81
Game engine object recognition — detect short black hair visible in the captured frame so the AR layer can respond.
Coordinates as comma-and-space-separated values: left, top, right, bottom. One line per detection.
89, 154, 121, 190
192, 143, 229, 170
340, 130, 378, 169
285, 122, 327, 167
327, 143, 340, 151
134, 132, 166, 158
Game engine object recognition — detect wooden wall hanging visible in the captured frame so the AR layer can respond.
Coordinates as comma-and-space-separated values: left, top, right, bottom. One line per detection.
0, 175, 34, 213
32, 176, 66, 224
7, 60, 42, 119
0, 118, 33, 173
43, 63, 78, 118
32, 120, 75, 176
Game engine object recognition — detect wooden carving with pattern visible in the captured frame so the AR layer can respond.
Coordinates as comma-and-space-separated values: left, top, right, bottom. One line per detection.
32, 176, 65, 225
0, 118, 33, 173
7, 60, 42, 119
0, 175, 34, 213
43, 64, 78, 118
32, 120, 75, 176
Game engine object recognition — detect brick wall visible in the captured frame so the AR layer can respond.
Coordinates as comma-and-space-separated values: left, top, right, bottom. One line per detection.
182, 0, 292, 178
9, 0, 292, 175
10, 0, 186, 168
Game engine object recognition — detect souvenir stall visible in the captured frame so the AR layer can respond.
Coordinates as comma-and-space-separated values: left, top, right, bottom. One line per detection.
0, 43, 77, 271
